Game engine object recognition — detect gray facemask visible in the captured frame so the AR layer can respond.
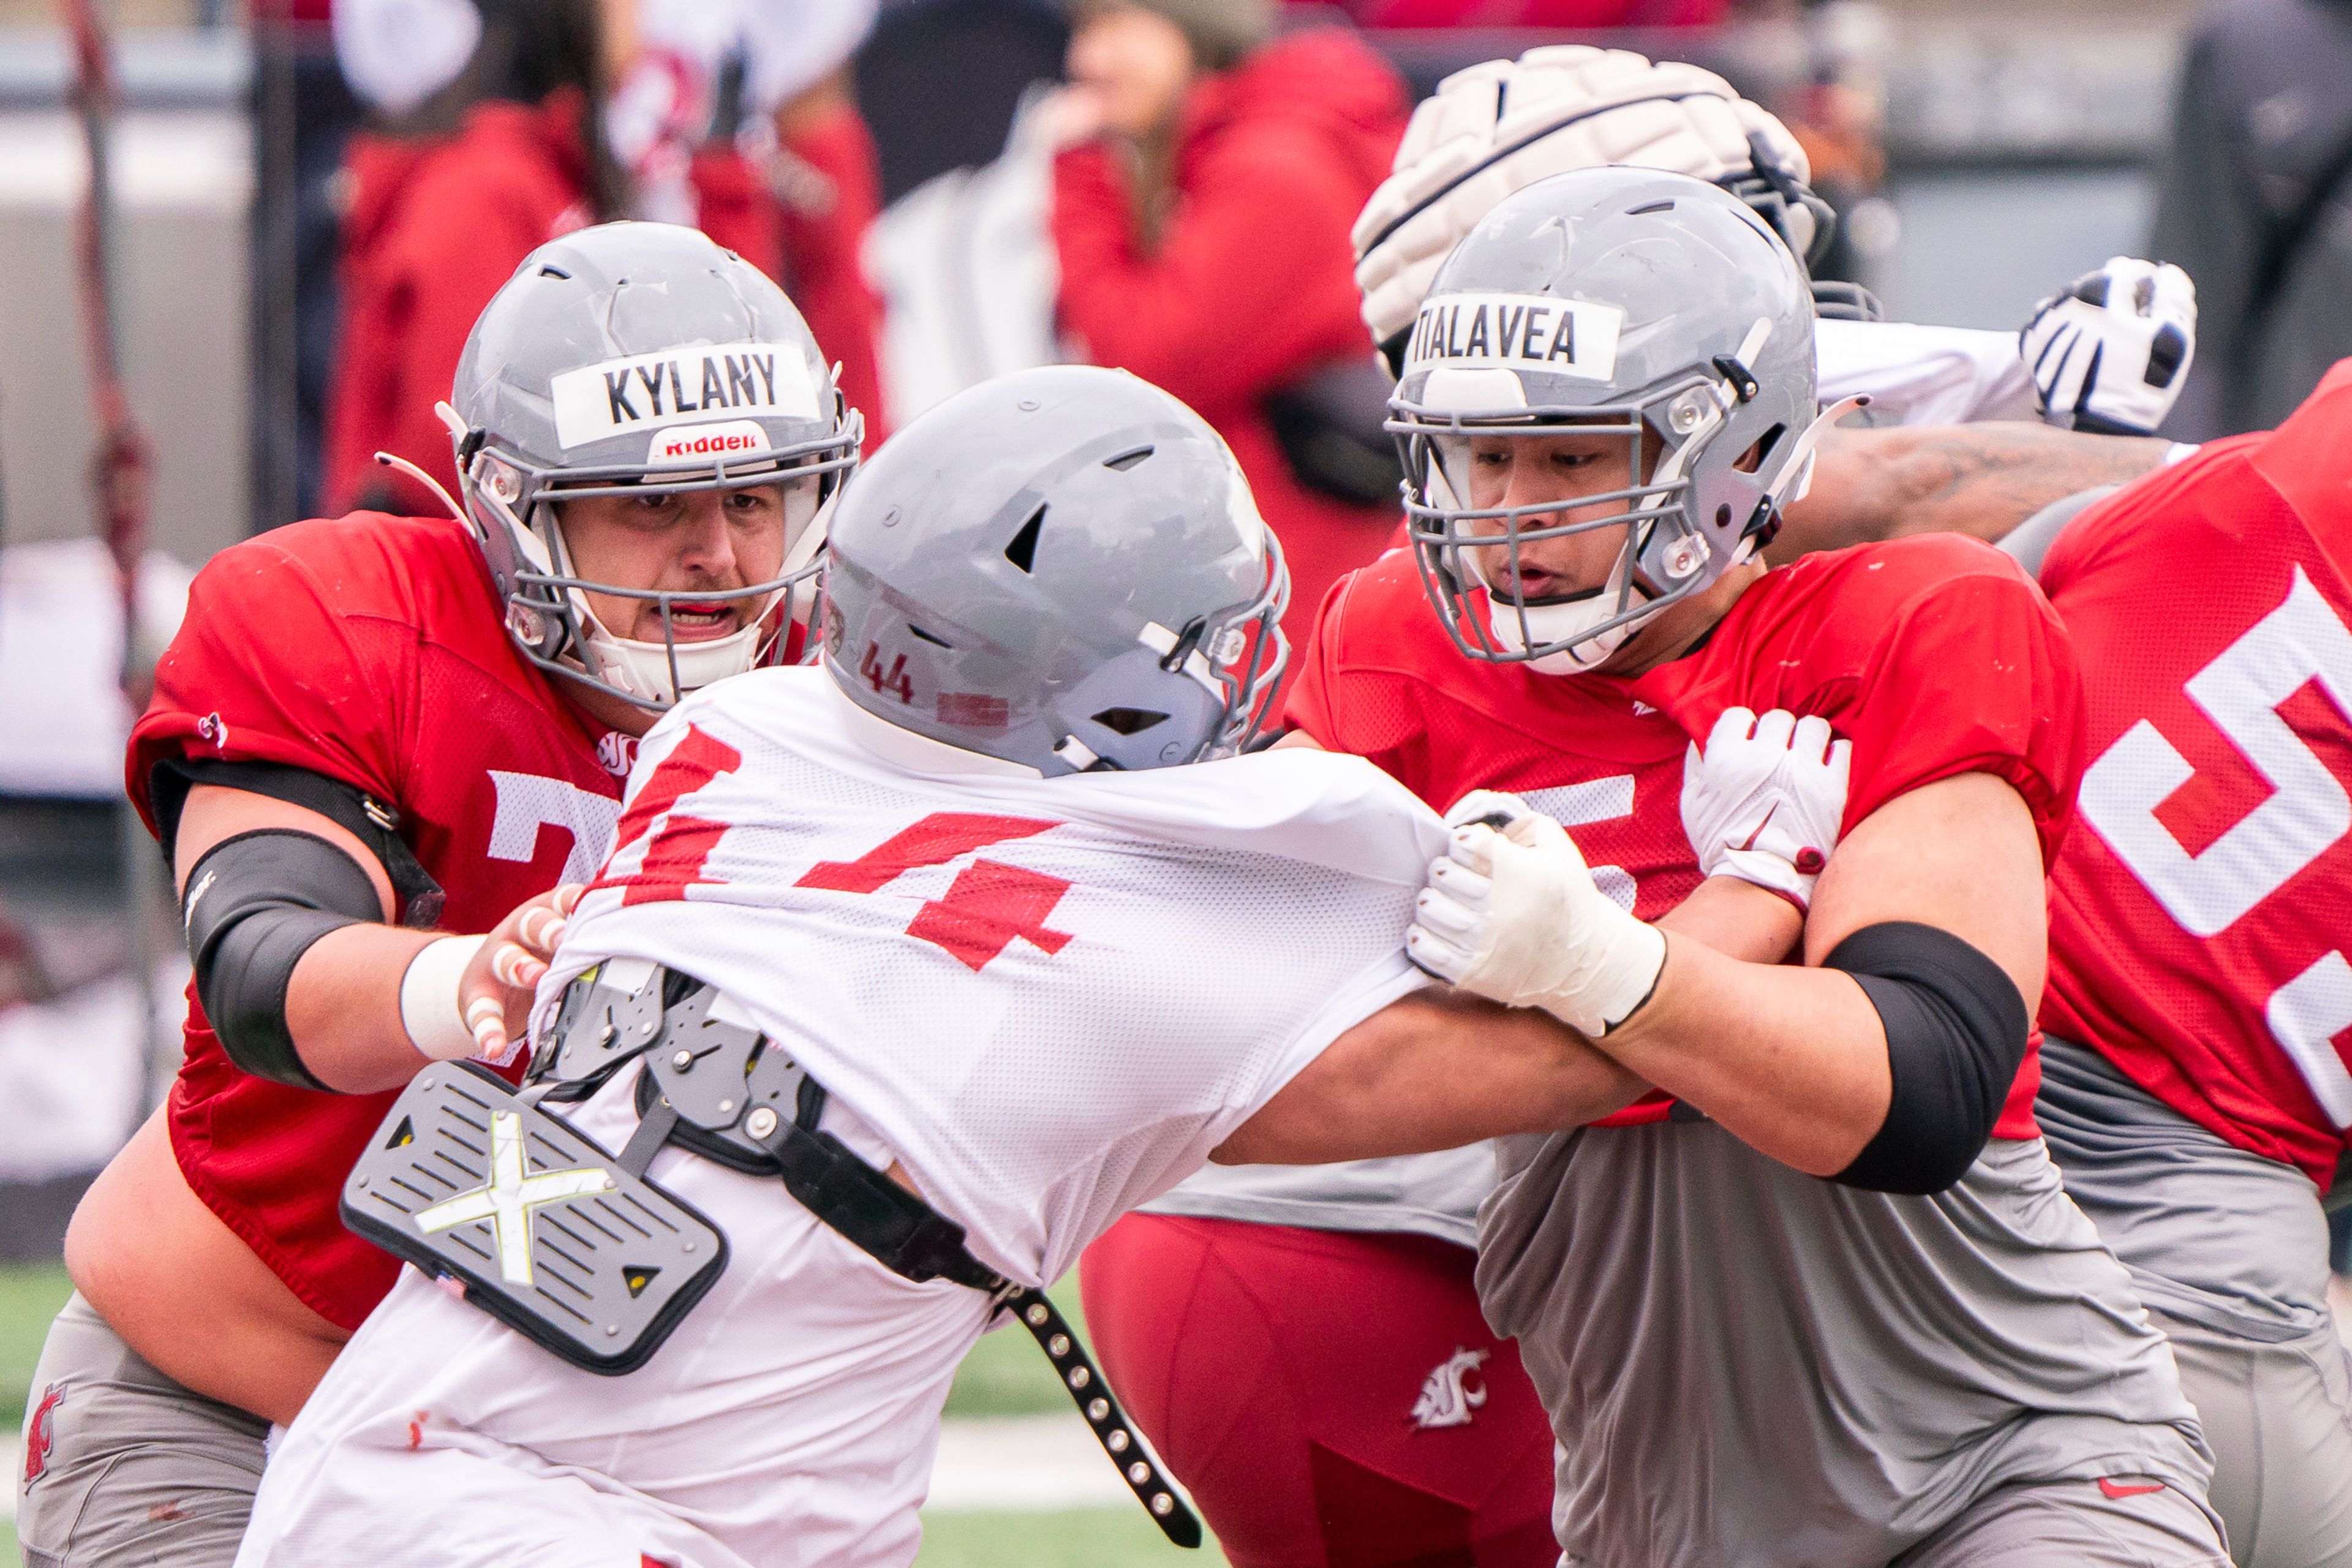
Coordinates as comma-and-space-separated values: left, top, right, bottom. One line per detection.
1390, 168, 1842, 673
426, 221, 861, 712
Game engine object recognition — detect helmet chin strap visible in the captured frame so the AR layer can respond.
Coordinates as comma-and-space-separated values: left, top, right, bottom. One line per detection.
373, 449, 472, 531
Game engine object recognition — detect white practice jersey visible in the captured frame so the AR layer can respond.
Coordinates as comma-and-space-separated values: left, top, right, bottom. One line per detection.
238, 667, 1444, 1568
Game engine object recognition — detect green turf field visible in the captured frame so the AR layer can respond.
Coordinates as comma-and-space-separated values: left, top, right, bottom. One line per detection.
0, 1261, 1219, 1566
0, 1262, 71, 1433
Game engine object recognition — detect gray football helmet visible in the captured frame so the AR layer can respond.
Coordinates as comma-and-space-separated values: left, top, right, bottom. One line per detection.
435, 221, 860, 710
1391, 167, 1852, 673
823, 365, 1287, 775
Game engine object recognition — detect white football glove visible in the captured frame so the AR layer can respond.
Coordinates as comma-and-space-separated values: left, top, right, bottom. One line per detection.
2019, 257, 2197, 436
1406, 790, 1667, 1039
1679, 707, 1852, 911
1352, 45, 1812, 357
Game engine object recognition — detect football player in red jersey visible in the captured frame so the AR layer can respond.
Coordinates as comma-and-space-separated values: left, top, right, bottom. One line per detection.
1896, 364, 2352, 1568
1117, 167, 2228, 1568
1618, 353, 2352, 1568
12, 222, 857, 1568
1084, 53, 2201, 1568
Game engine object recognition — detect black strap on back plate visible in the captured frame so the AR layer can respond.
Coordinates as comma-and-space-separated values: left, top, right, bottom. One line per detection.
352, 962, 1200, 1547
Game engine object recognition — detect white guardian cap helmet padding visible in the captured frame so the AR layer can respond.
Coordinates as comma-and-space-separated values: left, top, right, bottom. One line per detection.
446, 221, 861, 711
822, 365, 1288, 776
1392, 167, 1852, 673
1352, 45, 1837, 371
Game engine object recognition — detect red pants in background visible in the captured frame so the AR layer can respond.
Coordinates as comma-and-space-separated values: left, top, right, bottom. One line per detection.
1080, 1215, 1558, 1568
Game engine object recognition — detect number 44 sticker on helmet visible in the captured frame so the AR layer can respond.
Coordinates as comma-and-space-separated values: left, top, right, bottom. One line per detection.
861, 642, 914, 705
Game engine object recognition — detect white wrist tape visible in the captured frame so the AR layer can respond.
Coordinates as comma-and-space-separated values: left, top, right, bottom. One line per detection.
399, 935, 488, 1061
1408, 798, 1667, 1038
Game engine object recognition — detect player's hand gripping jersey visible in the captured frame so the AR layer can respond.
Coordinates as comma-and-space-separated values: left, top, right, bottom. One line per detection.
2040, 360, 2352, 1188
1150, 530, 2076, 1236
238, 665, 1447, 1568
128, 515, 625, 1330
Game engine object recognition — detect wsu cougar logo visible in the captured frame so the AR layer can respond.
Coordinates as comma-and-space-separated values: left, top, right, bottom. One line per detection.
23, 1381, 64, 1484
1409, 1347, 1490, 1430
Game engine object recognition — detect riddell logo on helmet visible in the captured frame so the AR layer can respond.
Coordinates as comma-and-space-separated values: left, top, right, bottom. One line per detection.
649, 421, 771, 462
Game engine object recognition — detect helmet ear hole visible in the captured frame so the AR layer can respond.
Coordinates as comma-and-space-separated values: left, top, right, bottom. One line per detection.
1004, 506, 1046, 573
1091, 707, 1169, 735
1733, 424, 1784, 474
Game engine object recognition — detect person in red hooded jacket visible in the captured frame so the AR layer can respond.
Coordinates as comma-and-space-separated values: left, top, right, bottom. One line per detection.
322, 0, 626, 518
1051, 1, 1409, 637
688, 69, 892, 445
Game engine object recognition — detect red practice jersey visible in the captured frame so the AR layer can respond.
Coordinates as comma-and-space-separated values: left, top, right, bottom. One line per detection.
128, 515, 626, 1330
2040, 362, 2352, 1188
1287, 535, 2084, 1135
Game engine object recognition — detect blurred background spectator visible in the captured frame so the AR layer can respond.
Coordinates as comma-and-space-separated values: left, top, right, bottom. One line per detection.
1050, 0, 1409, 632
606, 0, 890, 440
326, 0, 888, 516
2147, 0, 2352, 440
322, 0, 620, 516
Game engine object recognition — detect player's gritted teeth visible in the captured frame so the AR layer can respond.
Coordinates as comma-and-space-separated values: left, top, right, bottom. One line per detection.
662, 601, 741, 641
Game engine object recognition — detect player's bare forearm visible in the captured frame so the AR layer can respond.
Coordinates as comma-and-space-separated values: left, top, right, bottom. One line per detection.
1770, 423, 2168, 562
176, 784, 564, 1093
1210, 990, 1643, 1166
1586, 774, 2048, 1176
1599, 936, 1890, 1175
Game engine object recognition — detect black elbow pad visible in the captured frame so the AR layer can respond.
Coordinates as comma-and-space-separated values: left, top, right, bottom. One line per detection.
182, 829, 385, 1091
1825, 921, 2030, 1196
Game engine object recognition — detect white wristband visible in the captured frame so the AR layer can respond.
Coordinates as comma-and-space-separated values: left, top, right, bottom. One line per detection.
399, 935, 488, 1061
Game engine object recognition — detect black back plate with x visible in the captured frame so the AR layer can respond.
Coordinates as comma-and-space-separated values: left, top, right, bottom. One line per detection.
341, 1062, 729, 1375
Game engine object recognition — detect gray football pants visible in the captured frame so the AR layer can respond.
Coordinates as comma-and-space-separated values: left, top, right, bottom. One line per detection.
13, 1292, 266, 1568
1890, 1477, 2230, 1567
2154, 1306, 2352, 1568
1553, 1477, 2230, 1567
2040, 1039, 2352, 1568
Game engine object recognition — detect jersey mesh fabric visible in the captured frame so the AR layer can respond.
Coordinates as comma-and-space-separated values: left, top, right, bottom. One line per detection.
2039, 362, 2352, 1186
542, 666, 1443, 1286
129, 514, 622, 1330
1287, 537, 2082, 1134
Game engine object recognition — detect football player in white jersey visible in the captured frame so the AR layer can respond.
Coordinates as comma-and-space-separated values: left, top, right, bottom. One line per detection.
231, 364, 1676, 1568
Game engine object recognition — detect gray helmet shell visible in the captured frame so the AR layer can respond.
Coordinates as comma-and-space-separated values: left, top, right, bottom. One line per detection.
450, 221, 860, 710
1390, 167, 1821, 670
823, 366, 1288, 776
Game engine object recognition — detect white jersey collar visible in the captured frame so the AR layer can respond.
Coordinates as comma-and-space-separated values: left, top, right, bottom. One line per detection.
822, 674, 1043, 781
